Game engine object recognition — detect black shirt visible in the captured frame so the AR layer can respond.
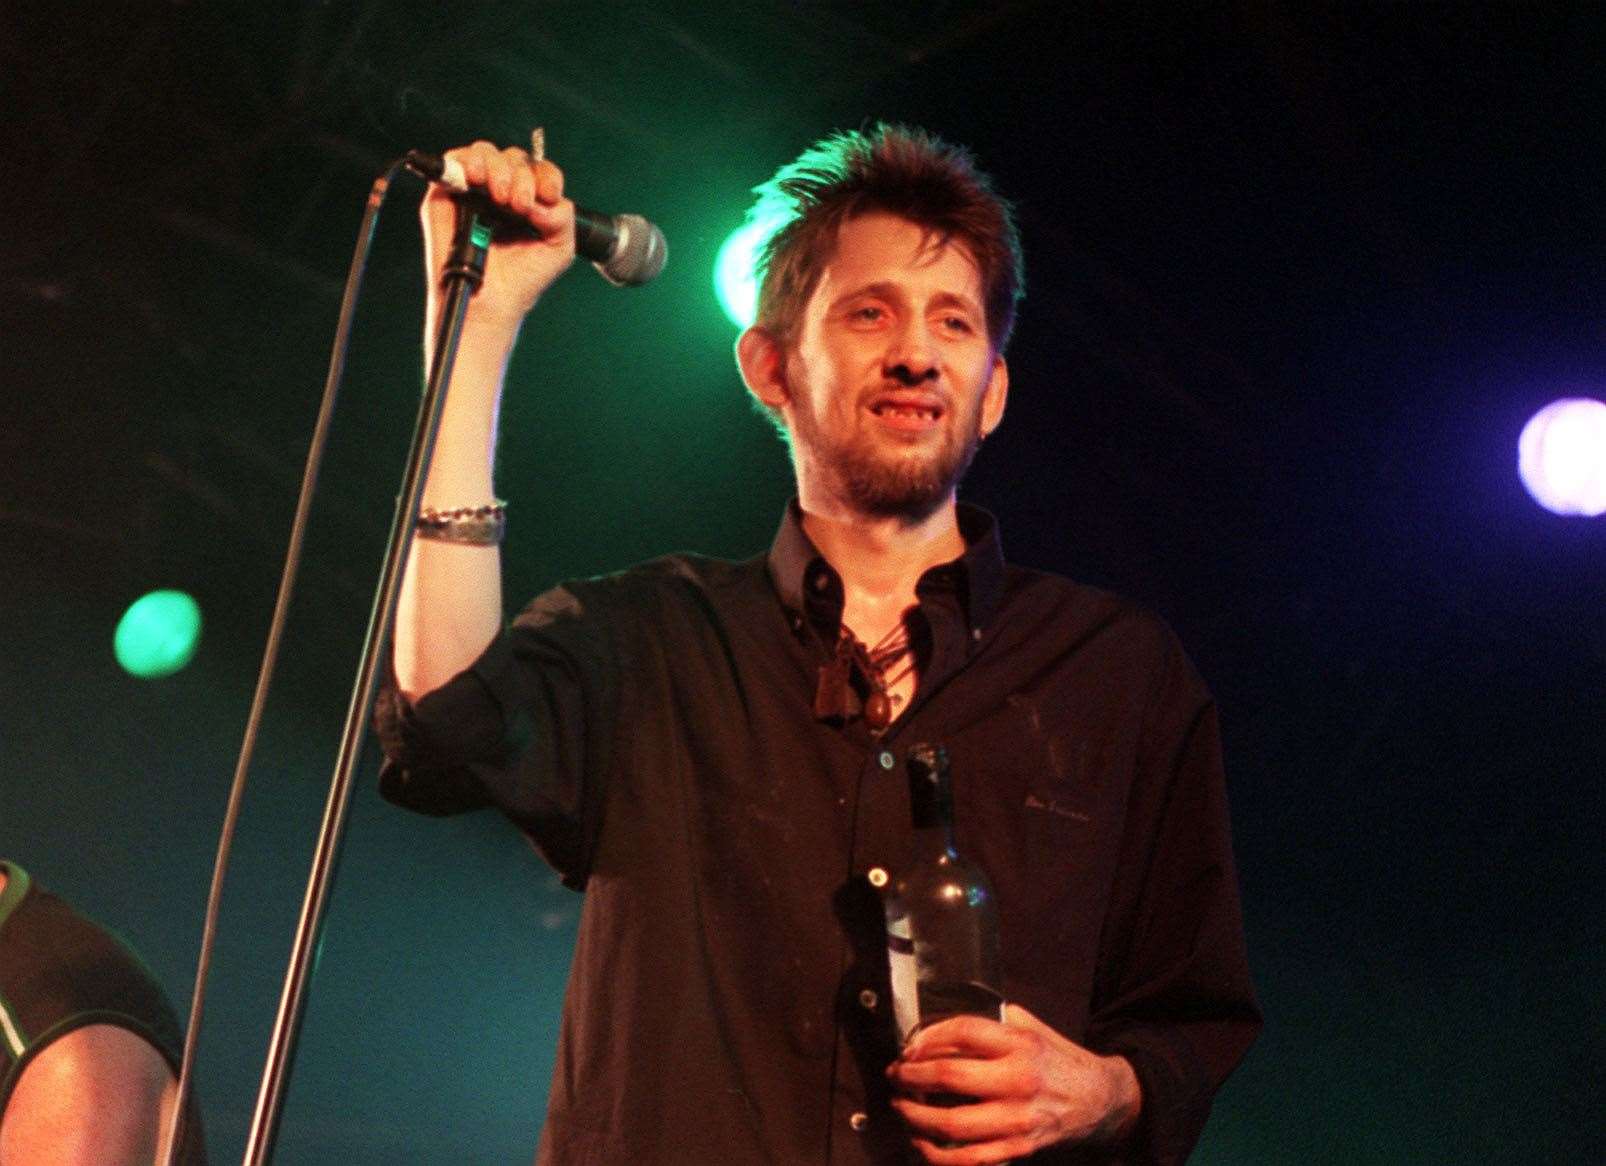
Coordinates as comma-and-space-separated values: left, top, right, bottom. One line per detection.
377, 504, 1259, 1165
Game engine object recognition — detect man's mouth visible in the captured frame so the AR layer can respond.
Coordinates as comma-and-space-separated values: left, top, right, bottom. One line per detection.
868, 392, 945, 425
871, 402, 943, 421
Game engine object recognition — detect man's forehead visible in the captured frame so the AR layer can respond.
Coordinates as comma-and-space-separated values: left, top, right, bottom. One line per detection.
813, 212, 983, 299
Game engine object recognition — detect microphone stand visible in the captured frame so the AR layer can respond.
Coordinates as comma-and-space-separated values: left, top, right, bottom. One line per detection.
242, 202, 495, 1164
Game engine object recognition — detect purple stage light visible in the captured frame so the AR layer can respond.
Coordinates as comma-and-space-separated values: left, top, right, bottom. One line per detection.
1518, 398, 1606, 517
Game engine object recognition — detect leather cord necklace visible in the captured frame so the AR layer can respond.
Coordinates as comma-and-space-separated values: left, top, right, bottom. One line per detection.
814, 621, 917, 734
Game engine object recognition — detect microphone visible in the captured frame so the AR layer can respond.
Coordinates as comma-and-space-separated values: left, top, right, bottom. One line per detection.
404, 150, 667, 287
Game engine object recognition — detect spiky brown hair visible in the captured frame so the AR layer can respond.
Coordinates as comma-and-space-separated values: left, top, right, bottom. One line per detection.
747, 123, 1025, 354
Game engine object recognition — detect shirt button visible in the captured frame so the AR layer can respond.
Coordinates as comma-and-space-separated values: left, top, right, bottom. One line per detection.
878, 749, 896, 770
811, 571, 830, 592
972, 626, 984, 641
866, 866, 889, 888
858, 988, 878, 1010
849, 1111, 869, 1132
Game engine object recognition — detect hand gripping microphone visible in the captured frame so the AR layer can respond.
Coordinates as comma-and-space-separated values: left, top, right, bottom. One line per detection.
405, 150, 667, 287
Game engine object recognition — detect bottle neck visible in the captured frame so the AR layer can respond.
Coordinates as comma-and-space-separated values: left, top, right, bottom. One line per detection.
910, 818, 957, 864
906, 742, 956, 856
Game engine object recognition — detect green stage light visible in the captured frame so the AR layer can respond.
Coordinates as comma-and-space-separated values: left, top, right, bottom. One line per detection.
115, 590, 202, 678
714, 219, 772, 329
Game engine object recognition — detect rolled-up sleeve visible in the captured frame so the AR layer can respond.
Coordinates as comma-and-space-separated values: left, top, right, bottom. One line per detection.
375, 580, 622, 888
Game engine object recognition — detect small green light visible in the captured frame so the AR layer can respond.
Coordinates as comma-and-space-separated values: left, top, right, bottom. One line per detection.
114, 590, 202, 679
714, 220, 772, 329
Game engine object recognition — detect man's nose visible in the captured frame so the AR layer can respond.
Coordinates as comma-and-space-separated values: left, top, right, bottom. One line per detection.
885, 319, 939, 385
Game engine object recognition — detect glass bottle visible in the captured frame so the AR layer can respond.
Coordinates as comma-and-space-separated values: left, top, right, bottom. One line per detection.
883, 743, 1004, 1046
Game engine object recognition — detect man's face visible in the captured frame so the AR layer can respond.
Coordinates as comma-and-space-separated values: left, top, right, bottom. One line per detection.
776, 212, 1007, 521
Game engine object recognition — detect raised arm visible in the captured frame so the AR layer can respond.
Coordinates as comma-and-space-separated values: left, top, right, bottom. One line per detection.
392, 140, 576, 701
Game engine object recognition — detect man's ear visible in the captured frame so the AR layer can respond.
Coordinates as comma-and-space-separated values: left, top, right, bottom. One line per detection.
978, 354, 1009, 440
736, 325, 790, 411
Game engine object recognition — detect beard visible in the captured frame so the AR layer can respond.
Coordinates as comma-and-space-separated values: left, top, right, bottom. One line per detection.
789, 393, 984, 522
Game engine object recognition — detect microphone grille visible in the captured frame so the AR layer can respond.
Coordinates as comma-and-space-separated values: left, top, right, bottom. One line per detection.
594, 214, 668, 287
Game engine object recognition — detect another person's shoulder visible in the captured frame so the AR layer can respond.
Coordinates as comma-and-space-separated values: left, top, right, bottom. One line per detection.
0, 864, 205, 1164
5, 1019, 173, 1111
0, 872, 185, 1073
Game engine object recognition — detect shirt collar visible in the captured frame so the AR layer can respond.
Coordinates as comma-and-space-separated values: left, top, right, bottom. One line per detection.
766, 499, 1006, 641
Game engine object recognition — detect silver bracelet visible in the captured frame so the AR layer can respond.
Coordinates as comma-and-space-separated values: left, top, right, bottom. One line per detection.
416, 500, 507, 546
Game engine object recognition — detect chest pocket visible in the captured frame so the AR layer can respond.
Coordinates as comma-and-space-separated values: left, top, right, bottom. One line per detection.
948, 697, 1114, 991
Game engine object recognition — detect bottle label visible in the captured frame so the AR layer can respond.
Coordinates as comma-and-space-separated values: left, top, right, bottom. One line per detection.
886, 919, 1005, 1043
887, 917, 920, 1041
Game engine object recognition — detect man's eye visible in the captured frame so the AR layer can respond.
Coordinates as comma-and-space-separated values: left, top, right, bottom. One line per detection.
940, 315, 974, 333
850, 306, 884, 322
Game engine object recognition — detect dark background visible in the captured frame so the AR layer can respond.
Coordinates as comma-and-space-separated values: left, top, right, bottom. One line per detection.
3, 2, 1602, 1162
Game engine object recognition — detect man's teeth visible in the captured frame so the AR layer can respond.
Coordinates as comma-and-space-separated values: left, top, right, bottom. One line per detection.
873, 404, 940, 419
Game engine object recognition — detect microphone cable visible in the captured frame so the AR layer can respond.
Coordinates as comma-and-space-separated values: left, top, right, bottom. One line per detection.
158, 157, 411, 1166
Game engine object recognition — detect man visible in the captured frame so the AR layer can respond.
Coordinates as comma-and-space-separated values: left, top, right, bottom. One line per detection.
0, 861, 206, 1165
379, 125, 1259, 1164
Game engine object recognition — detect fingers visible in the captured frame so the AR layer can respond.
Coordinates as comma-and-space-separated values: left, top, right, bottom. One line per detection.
891, 1096, 1039, 1164
891, 1050, 1037, 1099
535, 158, 564, 204
888, 1016, 1047, 1154
432, 140, 568, 231
889, 1043, 1047, 1123
503, 146, 535, 213
904, 1015, 1021, 1061
909, 1129, 1038, 1166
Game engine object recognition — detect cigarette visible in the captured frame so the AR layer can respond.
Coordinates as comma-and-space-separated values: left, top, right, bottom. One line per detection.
530, 127, 545, 164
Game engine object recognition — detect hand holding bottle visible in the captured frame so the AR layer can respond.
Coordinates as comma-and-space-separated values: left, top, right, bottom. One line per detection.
886, 1004, 1142, 1163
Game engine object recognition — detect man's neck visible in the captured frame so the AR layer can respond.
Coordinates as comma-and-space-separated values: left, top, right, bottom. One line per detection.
799, 496, 966, 644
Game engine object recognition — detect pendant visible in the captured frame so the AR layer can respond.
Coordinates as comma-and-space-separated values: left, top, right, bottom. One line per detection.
865, 689, 893, 732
